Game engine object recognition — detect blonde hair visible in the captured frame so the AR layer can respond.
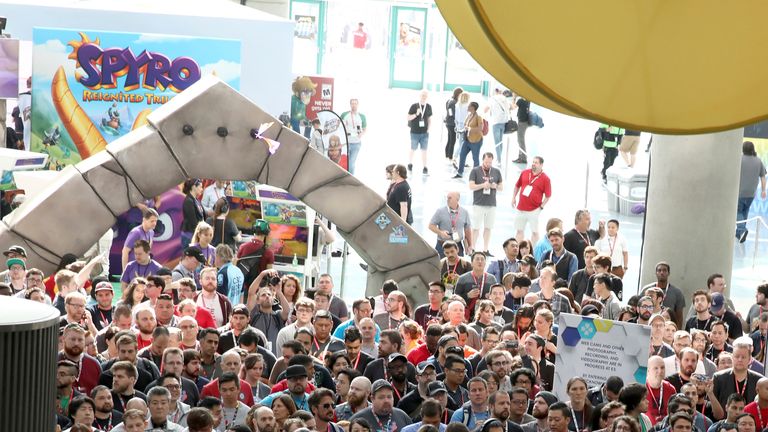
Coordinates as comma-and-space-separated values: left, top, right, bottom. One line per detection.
192, 221, 213, 244
459, 92, 470, 104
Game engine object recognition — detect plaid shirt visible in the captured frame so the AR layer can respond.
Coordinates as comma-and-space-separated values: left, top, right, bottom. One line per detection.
538, 291, 572, 317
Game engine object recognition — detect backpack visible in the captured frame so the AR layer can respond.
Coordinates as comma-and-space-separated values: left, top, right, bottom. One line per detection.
236, 241, 267, 292
593, 128, 605, 150
482, 118, 489, 136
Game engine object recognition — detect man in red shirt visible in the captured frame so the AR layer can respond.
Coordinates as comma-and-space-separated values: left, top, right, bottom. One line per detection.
352, 23, 368, 49
646, 355, 676, 424
237, 219, 274, 299
744, 377, 768, 430
200, 349, 255, 406
512, 156, 551, 245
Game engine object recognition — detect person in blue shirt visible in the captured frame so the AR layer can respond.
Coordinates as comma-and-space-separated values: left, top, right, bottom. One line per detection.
486, 238, 522, 283
450, 377, 490, 429
215, 244, 244, 305
334, 299, 381, 342
258, 365, 311, 411
533, 218, 563, 262
402, 398, 447, 432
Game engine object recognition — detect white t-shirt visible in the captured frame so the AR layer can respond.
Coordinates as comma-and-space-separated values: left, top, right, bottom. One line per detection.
197, 293, 224, 327
220, 401, 249, 430
594, 234, 628, 266
489, 94, 510, 125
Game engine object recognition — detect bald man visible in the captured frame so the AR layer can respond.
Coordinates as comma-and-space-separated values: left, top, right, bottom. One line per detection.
429, 191, 473, 257
336, 376, 372, 421
744, 378, 768, 430
199, 349, 255, 406
646, 355, 677, 424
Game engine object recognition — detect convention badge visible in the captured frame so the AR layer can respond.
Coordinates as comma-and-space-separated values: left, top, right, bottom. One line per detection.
522, 185, 533, 197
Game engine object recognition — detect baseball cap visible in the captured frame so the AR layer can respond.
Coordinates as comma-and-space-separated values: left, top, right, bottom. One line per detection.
285, 365, 308, 379
427, 381, 447, 396
183, 247, 205, 264
387, 353, 407, 364
232, 305, 250, 317
3, 245, 26, 257
710, 293, 725, 312
371, 379, 394, 395
93, 281, 113, 293
6, 258, 25, 269
416, 362, 436, 375
438, 335, 457, 348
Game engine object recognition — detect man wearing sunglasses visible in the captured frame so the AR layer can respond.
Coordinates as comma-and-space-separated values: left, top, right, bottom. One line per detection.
310, 388, 345, 432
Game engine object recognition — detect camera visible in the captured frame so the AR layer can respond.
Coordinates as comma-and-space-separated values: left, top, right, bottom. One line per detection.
269, 275, 281, 286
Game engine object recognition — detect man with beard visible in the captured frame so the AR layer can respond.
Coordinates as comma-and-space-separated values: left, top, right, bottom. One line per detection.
154, 292, 178, 327
364, 330, 416, 384
57, 323, 102, 395
408, 324, 441, 366
629, 296, 654, 325
398, 363, 436, 416
247, 285, 289, 355
451, 377, 490, 429
686, 290, 716, 333
144, 348, 200, 408
88, 281, 115, 331
311, 309, 346, 359
344, 327, 374, 374
349, 379, 412, 432
138, 326, 169, 370
523, 391, 557, 432
402, 399, 447, 432
182, 349, 210, 393
198, 328, 221, 380
195, 267, 233, 328
259, 365, 311, 411
254, 406, 277, 432
61, 291, 99, 336
110, 361, 147, 413
490, 391, 525, 432
310, 388, 345, 432
133, 308, 157, 350
667, 347, 700, 392
641, 262, 686, 328
90, 385, 122, 430
385, 353, 416, 406
713, 339, 763, 409
218, 305, 266, 352
646, 355, 676, 424
56, 360, 82, 416
200, 349, 255, 406
337, 376, 373, 421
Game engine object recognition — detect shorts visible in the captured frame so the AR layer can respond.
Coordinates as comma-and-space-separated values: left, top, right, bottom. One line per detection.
410, 132, 429, 150
473, 205, 497, 230
514, 208, 542, 232
619, 135, 640, 154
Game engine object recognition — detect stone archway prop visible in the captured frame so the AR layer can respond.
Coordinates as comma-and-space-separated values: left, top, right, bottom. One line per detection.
0, 77, 439, 305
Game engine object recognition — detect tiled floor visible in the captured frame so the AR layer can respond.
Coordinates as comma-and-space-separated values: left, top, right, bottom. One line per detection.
321, 86, 766, 314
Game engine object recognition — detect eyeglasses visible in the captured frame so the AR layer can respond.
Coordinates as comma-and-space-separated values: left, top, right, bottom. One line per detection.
320, 403, 334, 409
511, 399, 527, 405
66, 302, 85, 308
449, 368, 466, 374
639, 305, 654, 310
164, 384, 181, 390
515, 379, 531, 385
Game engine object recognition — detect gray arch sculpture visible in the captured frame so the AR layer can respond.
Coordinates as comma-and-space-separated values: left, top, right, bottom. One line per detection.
0, 77, 439, 306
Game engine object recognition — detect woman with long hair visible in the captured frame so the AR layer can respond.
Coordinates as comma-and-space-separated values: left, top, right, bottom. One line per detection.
617, 383, 652, 432
350, 418, 372, 432
533, 308, 557, 362
471, 299, 502, 335
281, 274, 303, 323
520, 255, 539, 280
453, 101, 484, 178
116, 277, 148, 310
452, 92, 471, 166
181, 178, 205, 249
518, 241, 534, 260
566, 376, 593, 432
242, 353, 272, 403
610, 416, 641, 432
444, 87, 463, 162
271, 394, 297, 432
324, 351, 351, 379
509, 304, 535, 340
190, 221, 216, 266
207, 198, 241, 251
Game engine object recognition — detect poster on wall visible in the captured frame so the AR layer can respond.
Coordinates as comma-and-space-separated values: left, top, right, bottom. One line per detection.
289, 75, 334, 136
391, 7, 426, 86
315, 110, 348, 171
31, 27, 241, 271
553, 313, 650, 401
0, 39, 20, 99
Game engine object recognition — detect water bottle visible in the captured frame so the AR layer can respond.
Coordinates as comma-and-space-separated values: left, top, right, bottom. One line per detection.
292, 253, 298, 266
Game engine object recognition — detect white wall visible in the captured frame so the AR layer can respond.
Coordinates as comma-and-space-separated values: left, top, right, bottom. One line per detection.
0, 0, 294, 116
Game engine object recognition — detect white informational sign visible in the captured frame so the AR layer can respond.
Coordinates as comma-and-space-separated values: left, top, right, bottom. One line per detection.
553, 313, 651, 400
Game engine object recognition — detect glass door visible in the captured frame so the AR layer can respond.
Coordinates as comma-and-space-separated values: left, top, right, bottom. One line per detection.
389, 6, 428, 89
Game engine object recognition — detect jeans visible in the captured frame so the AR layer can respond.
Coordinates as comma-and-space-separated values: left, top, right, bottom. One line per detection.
492, 123, 505, 160
602, 146, 619, 179
457, 135, 482, 175
410, 132, 429, 150
348, 142, 361, 174
516, 121, 529, 160
445, 125, 457, 158
736, 196, 754, 237
453, 130, 465, 159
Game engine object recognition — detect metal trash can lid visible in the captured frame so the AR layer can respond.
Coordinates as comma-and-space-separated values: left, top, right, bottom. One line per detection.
0, 297, 61, 332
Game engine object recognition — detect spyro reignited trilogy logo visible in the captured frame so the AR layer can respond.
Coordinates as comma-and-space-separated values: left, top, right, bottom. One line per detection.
71, 32, 201, 105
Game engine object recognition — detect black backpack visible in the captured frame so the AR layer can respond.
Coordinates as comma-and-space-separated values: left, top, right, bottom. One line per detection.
593, 128, 605, 150
236, 241, 267, 293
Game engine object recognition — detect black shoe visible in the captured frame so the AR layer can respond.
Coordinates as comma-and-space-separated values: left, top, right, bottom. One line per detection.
484, 250, 494, 257
423, 167, 429, 175
513, 158, 527, 164
407, 163, 413, 171
452, 173, 463, 179
359, 263, 369, 271
739, 230, 749, 243
331, 250, 342, 258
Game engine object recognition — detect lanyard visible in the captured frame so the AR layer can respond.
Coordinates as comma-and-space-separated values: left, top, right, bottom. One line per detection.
647, 383, 663, 412
98, 308, 110, 327
449, 208, 459, 230
471, 272, 487, 296
224, 402, 239, 427
735, 374, 747, 397
608, 236, 616, 258
576, 231, 592, 247
570, 407, 585, 431
757, 405, 766, 429
375, 413, 392, 432
528, 171, 541, 186
353, 351, 362, 370
390, 380, 401, 400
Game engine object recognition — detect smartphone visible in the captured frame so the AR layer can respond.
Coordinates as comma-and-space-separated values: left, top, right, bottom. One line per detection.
692, 373, 709, 382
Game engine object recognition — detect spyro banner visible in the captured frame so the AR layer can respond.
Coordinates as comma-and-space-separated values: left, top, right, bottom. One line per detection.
289, 75, 333, 135
31, 28, 241, 272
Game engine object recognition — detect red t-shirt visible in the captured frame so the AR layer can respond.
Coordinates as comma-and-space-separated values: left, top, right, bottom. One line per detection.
406, 343, 431, 366
237, 239, 275, 275
201, 378, 255, 406
352, 30, 368, 49
136, 332, 153, 351
514, 169, 551, 211
745, 402, 768, 430
646, 381, 676, 424
270, 379, 316, 394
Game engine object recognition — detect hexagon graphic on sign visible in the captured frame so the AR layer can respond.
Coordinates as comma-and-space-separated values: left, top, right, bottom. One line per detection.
594, 319, 613, 333
562, 326, 582, 347
577, 319, 597, 340
634, 366, 647, 384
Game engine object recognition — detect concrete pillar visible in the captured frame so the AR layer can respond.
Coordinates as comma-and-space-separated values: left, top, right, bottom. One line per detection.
640, 130, 743, 300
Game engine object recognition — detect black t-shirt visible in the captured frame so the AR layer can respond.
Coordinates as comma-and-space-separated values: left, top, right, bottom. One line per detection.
387, 181, 413, 224
408, 102, 432, 134
88, 305, 114, 331
516, 99, 530, 122
207, 217, 239, 251
5, 127, 19, 149
563, 228, 601, 269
